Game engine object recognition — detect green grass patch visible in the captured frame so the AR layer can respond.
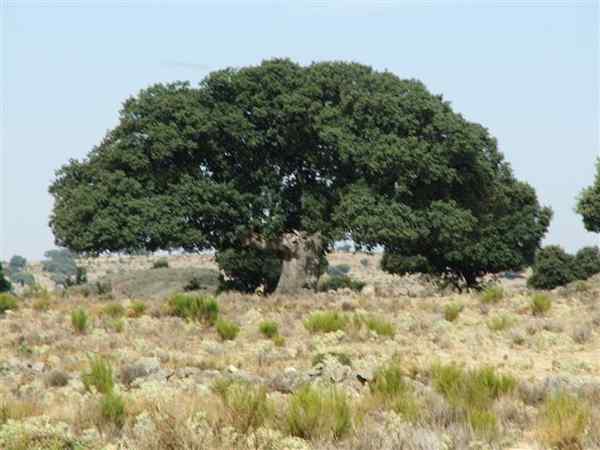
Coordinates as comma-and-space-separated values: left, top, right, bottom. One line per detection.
216, 318, 240, 341
287, 384, 352, 441
487, 314, 515, 332
168, 293, 219, 324
71, 308, 89, 334
304, 311, 348, 334
531, 293, 552, 316
82, 355, 114, 395
480, 285, 504, 304
101, 303, 126, 319
0, 293, 18, 314
258, 320, 279, 339
444, 303, 463, 322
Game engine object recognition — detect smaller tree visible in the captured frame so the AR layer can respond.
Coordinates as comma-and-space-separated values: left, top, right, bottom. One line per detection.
573, 246, 600, 280
528, 246, 577, 290
42, 248, 86, 286
8, 255, 27, 273
0, 263, 12, 293
577, 159, 600, 232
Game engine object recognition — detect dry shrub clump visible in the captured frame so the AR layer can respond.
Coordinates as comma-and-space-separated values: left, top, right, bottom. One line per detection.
536, 391, 590, 450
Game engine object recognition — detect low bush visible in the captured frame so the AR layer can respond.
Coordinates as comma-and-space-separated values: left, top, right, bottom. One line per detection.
318, 275, 365, 292
258, 320, 279, 339
100, 392, 126, 429
327, 264, 352, 277
82, 355, 114, 394
168, 294, 219, 324
531, 293, 552, 316
102, 303, 126, 319
444, 303, 463, 322
273, 335, 285, 347
480, 285, 504, 304
537, 391, 590, 449
11, 271, 35, 287
0, 293, 18, 314
44, 369, 70, 388
304, 311, 348, 333
152, 257, 169, 269
71, 308, 88, 333
487, 314, 515, 332
287, 384, 352, 441
363, 315, 396, 337
216, 318, 240, 341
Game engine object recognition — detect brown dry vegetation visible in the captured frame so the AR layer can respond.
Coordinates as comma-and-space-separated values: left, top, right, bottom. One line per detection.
0, 253, 599, 449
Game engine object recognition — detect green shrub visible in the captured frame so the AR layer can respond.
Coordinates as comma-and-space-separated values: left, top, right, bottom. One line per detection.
129, 301, 146, 318
152, 257, 169, 269
82, 355, 114, 394
370, 363, 420, 422
0, 293, 18, 314
71, 308, 88, 333
216, 381, 272, 432
531, 293, 552, 316
287, 384, 352, 441
273, 335, 285, 347
487, 314, 515, 332
183, 275, 207, 292
216, 319, 240, 341
102, 303, 125, 319
168, 294, 219, 324
444, 303, 463, 322
304, 311, 348, 333
481, 285, 504, 304
312, 352, 352, 368
528, 246, 577, 290
318, 275, 365, 292
380, 252, 433, 276
259, 320, 279, 339
431, 363, 516, 437
573, 246, 600, 280
108, 318, 125, 333
100, 392, 126, 429
363, 315, 396, 337
537, 391, 590, 449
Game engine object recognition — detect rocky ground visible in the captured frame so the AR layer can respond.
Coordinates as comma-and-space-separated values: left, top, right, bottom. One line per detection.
0, 253, 599, 449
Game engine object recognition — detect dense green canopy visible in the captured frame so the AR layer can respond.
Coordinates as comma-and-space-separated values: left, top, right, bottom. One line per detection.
50, 59, 551, 286
577, 159, 600, 233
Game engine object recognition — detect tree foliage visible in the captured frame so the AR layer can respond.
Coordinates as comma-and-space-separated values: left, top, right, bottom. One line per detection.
577, 159, 600, 232
42, 249, 87, 286
216, 248, 282, 294
8, 255, 27, 273
573, 246, 600, 280
49, 59, 551, 288
0, 263, 11, 293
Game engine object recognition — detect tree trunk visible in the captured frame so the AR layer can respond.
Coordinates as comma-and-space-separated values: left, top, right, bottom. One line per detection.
274, 232, 323, 295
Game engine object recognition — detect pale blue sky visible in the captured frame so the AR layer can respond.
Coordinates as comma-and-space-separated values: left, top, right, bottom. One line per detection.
1, 0, 598, 260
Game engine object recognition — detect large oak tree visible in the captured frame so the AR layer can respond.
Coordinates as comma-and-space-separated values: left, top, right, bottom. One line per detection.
49, 59, 551, 293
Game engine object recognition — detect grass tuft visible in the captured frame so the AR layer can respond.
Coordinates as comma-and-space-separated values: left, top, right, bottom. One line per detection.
537, 391, 590, 450
168, 293, 219, 324
481, 285, 504, 304
81, 355, 114, 394
304, 311, 348, 334
444, 303, 463, 322
216, 318, 240, 341
531, 293, 552, 316
258, 320, 279, 339
71, 308, 89, 334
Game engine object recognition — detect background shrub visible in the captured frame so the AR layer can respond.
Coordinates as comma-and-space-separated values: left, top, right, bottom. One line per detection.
327, 264, 351, 277
152, 257, 169, 269
42, 249, 86, 286
318, 275, 365, 292
380, 252, 433, 276
10, 272, 35, 287
528, 246, 576, 290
